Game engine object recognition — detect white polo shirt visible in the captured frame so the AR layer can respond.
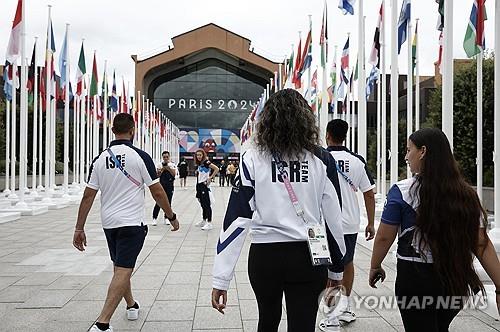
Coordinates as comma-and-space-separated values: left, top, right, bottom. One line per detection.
328, 146, 376, 234
87, 139, 159, 229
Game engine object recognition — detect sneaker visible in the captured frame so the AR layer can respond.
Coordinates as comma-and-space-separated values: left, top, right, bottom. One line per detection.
201, 222, 213, 230
126, 301, 140, 321
89, 324, 114, 332
152, 219, 157, 226
318, 316, 340, 332
195, 220, 207, 227
164, 217, 171, 226
338, 309, 356, 323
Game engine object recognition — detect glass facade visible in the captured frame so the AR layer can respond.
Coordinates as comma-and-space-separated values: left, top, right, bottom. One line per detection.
153, 59, 265, 129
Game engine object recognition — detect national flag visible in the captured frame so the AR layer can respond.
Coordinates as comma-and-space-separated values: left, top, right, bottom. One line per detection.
437, 31, 443, 74
330, 54, 337, 97
463, 0, 487, 58
436, 0, 444, 31
369, 2, 383, 68
89, 52, 98, 97
110, 70, 118, 111
320, 1, 328, 67
3, 63, 13, 102
353, 57, 359, 81
340, 37, 350, 86
122, 78, 128, 113
285, 49, 294, 85
298, 29, 312, 78
27, 40, 37, 93
366, 66, 380, 99
311, 69, 318, 97
292, 38, 302, 89
41, 12, 56, 110
412, 21, 418, 75
59, 27, 69, 89
338, 0, 356, 15
101, 63, 108, 118
398, 0, 411, 54
76, 42, 86, 96
5, 0, 22, 64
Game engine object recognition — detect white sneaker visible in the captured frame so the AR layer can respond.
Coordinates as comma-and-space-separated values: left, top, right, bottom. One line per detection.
89, 324, 114, 332
164, 217, 171, 226
152, 219, 157, 226
318, 316, 340, 332
126, 301, 140, 321
195, 220, 207, 227
201, 222, 213, 230
338, 309, 356, 323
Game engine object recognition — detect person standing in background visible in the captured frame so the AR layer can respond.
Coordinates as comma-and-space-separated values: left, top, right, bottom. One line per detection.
227, 162, 236, 186
219, 160, 228, 187
152, 151, 177, 226
194, 149, 219, 230
177, 157, 188, 189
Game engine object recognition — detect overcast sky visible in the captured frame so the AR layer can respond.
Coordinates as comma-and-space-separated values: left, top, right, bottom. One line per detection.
0, 0, 496, 93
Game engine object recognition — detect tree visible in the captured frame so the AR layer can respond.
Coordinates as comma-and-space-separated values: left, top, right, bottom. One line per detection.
424, 55, 494, 186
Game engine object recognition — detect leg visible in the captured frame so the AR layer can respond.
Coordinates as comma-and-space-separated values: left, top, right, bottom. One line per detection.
97, 266, 133, 323
200, 191, 212, 221
249, 243, 284, 332
152, 203, 160, 219
436, 308, 461, 332
283, 243, 327, 332
343, 262, 355, 295
167, 190, 173, 205
115, 265, 134, 307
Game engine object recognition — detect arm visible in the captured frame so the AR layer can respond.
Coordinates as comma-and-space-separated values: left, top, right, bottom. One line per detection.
363, 189, 376, 240
369, 223, 398, 287
207, 163, 219, 183
73, 187, 98, 251
149, 182, 179, 231
476, 231, 500, 289
165, 164, 177, 177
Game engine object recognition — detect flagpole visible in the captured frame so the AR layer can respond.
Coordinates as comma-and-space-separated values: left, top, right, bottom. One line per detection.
136, 90, 141, 146
50, 70, 56, 191
4, 97, 11, 195
79, 93, 85, 184
308, 15, 312, 111
358, 3, 367, 158
86, 76, 90, 180
74, 94, 79, 185
406, 16, 413, 178
63, 24, 70, 196
141, 95, 145, 149
333, 45, 338, 120
32, 38, 39, 194
9, 64, 18, 199
350, 89, 355, 151
16, 0, 27, 205
376, 70, 382, 194
43, 6, 51, 197
494, 0, 500, 232
390, 0, 399, 185
37, 76, 43, 190
477, 48, 483, 202
380, 0, 387, 198
103, 61, 108, 149
442, 0, 453, 148
415, 18, 420, 131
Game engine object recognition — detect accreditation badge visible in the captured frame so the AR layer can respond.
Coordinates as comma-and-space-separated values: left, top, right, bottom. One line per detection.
306, 225, 333, 266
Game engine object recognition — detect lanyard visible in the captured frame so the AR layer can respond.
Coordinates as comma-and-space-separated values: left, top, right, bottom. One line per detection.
272, 153, 308, 224
106, 148, 141, 187
335, 163, 358, 192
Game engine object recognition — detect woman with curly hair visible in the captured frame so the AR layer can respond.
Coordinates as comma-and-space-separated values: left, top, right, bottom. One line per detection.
370, 128, 500, 331
211, 89, 346, 332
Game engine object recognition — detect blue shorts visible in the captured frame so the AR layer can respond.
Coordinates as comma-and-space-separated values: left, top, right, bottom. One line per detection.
342, 233, 358, 265
104, 224, 148, 269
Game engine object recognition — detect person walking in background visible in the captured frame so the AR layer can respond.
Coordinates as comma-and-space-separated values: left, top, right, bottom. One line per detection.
177, 157, 188, 189
72, 114, 179, 332
211, 89, 346, 332
219, 160, 228, 187
319, 119, 376, 331
369, 128, 500, 332
227, 161, 236, 186
194, 149, 219, 230
152, 151, 177, 226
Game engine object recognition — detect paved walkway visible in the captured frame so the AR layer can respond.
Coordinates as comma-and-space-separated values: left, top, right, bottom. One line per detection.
0, 177, 499, 331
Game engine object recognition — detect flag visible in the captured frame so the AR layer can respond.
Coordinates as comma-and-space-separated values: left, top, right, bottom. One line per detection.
340, 37, 350, 86
59, 27, 69, 88
122, 78, 128, 113
5, 0, 22, 64
369, 2, 383, 68
89, 52, 98, 97
338, 0, 356, 15
412, 21, 418, 75
101, 63, 108, 115
292, 38, 302, 89
3, 63, 13, 102
436, 0, 444, 31
366, 66, 380, 99
285, 49, 294, 85
27, 40, 37, 93
437, 31, 443, 74
353, 57, 359, 81
320, 1, 328, 67
463, 0, 487, 58
76, 43, 86, 96
110, 70, 118, 111
330, 55, 337, 95
398, 0, 411, 54
41, 12, 56, 109
298, 30, 312, 78
311, 69, 318, 97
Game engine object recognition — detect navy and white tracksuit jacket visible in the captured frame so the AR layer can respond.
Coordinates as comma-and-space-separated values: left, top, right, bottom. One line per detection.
212, 147, 346, 290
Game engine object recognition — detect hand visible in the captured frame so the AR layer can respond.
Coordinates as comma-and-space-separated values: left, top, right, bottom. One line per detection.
324, 278, 343, 307
211, 288, 227, 314
205, 179, 211, 186
369, 267, 386, 288
365, 224, 376, 241
73, 230, 87, 251
170, 218, 180, 231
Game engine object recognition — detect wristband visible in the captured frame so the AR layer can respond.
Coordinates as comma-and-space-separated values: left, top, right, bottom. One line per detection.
167, 213, 177, 222
495, 290, 500, 295
74, 229, 85, 232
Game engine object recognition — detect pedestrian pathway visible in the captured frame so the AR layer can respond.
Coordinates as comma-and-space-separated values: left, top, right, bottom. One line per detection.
0, 177, 498, 331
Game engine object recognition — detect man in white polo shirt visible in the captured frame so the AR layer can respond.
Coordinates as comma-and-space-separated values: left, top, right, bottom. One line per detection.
72, 113, 179, 332
319, 119, 376, 331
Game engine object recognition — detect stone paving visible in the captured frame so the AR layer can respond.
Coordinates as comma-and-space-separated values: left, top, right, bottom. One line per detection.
0, 177, 499, 331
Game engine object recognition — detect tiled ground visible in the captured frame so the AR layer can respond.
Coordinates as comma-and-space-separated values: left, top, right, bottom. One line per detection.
0, 177, 498, 331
